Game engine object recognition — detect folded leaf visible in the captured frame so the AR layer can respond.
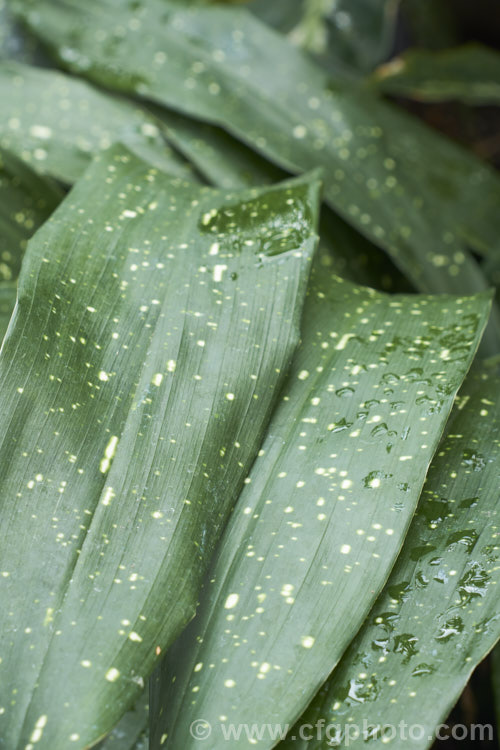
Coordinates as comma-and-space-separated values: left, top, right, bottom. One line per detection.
0, 61, 192, 183
15, 0, 500, 300
279, 368, 500, 749
0, 145, 320, 748
374, 44, 500, 105
149, 259, 491, 749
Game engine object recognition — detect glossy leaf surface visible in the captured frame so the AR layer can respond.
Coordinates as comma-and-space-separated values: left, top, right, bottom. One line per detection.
0, 61, 192, 183
0, 145, 320, 749
15, 0, 500, 301
150, 261, 491, 749
280, 369, 500, 749
152, 107, 411, 293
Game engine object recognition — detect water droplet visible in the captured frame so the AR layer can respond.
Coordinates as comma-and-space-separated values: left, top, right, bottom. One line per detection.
446, 529, 478, 553
412, 663, 436, 677
393, 633, 419, 663
435, 616, 464, 641
336, 387, 355, 398
462, 450, 486, 471
387, 581, 412, 603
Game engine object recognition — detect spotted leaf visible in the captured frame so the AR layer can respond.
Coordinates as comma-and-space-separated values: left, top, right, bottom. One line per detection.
0, 144, 320, 748
278, 368, 500, 749
149, 259, 491, 749
0, 61, 193, 183
14, 0, 500, 303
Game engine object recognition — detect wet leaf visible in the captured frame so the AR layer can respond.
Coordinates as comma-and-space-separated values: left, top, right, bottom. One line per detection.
0, 145, 320, 749
152, 107, 411, 292
0, 61, 192, 183
279, 368, 500, 749
374, 44, 500, 105
14, 0, 500, 301
149, 259, 491, 749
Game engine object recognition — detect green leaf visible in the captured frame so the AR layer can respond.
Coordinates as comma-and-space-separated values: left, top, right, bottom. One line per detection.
149, 258, 491, 749
96, 690, 148, 750
374, 44, 500, 105
0, 144, 320, 748
289, 0, 400, 74
0, 61, 193, 183
0, 0, 51, 64
248, 0, 303, 34
15, 0, 500, 302
0, 147, 62, 280
0, 147, 63, 339
248, 0, 399, 74
279, 367, 500, 749
155, 108, 287, 190
0, 280, 17, 343
153, 107, 411, 292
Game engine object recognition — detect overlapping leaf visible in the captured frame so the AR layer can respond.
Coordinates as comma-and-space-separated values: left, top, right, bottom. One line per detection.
0, 147, 62, 279
149, 257, 491, 749
14, 0, 500, 304
96, 690, 148, 750
152, 107, 411, 292
0, 281, 16, 343
0, 0, 50, 64
374, 44, 500, 105
279, 368, 500, 749
0, 147, 62, 338
289, 0, 400, 74
0, 61, 192, 183
0, 145, 320, 748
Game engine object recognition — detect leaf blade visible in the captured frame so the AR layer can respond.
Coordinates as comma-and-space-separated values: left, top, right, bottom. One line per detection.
0, 145, 320, 748
280, 368, 500, 749
15, 0, 500, 300
149, 259, 492, 749
0, 61, 193, 183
